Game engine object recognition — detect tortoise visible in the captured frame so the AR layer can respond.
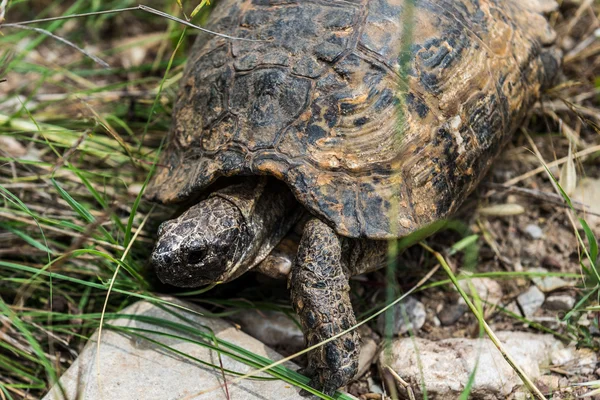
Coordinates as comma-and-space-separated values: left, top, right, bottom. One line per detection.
147, 0, 561, 394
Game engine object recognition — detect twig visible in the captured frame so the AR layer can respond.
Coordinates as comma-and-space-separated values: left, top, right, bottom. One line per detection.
1, 4, 264, 42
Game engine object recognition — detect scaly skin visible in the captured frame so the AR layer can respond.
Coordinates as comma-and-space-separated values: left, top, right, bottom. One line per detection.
290, 219, 360, 395
151, 178, 300, 287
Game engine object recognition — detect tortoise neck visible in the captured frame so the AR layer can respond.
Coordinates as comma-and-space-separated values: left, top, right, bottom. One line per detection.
211, 177, 302, 280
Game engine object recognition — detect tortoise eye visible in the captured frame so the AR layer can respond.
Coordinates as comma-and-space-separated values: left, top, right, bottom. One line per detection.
187, 247, 206, 265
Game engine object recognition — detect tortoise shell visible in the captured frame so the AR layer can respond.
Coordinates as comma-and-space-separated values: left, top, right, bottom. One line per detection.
147, 0, 561, 239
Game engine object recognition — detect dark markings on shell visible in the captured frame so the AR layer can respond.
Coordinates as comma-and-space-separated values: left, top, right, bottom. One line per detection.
147, 0, 561, 239
405, 93, 429, 118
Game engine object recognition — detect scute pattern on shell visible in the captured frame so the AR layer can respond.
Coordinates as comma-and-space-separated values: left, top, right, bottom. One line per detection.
147, 0, 561, 239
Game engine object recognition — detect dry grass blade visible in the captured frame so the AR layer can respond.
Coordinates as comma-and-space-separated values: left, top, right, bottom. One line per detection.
559, 139, 577, 196
547, 110, 583, 147
1, 23, 109, 68
484, 182, 600, 216
0, 4, 263, 42
503, 143, 600, 186
0, 0, 7, 23
564, 0, 596, 36
478, 203, 525, 216
524, 132, 600, 282
384, 365, 416, 400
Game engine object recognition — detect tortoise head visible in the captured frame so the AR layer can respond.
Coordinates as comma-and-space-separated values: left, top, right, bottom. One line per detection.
150, 196, 249, 287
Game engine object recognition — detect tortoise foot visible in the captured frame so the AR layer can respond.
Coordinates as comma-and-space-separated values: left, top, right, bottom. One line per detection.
291, 219, 360, 396
303, 348, 359, 396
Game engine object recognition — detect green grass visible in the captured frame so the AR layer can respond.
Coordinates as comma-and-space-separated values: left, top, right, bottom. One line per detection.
0, 2, 358, 399
1, 1, 600, 400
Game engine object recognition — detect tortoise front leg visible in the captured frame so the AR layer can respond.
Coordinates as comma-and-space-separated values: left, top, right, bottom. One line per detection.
290, 219, 359, 395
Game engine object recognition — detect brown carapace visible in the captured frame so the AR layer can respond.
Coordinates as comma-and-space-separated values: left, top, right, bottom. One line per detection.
148, 0, 560, 239
148, 0, 561, 395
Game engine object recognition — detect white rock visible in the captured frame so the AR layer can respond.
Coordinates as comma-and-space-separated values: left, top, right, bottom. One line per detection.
524, 224, 544, 239
529, 267, 573, 292
376, 296, 426, 336
517, 285, 545, 317
551, 347, 598, 375
367, 377, 384, 395
505, 301, 521, 316
458, 277, 503, 305
229, 309, 304, 353
379, 331, 591, 400
357, 336, 378, 378
43, 299, 306, 400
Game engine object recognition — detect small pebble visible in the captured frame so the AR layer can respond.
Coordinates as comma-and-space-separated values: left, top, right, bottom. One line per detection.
544, 294, 575, 311
367, 377, 384, 395
458, 277, 503, 305
505, 301, 521, 315
517, 285, 545, 317
438, 302, 468, 326
357, 337, 378, 378
524, 224, 543, 239
535, 375, 561, 393
529, 267, 572, 292
375, 296, 426, 336
228, 309, 304, 353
